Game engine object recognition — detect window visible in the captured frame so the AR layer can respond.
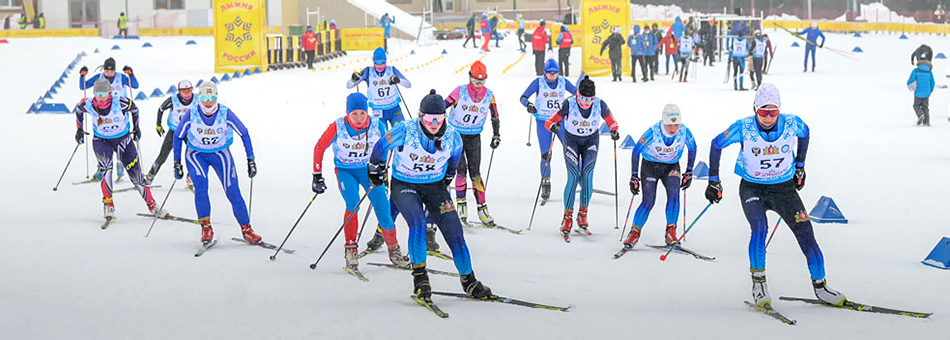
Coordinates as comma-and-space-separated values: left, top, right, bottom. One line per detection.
0, 0, 23, 9
154, 0, 184, 10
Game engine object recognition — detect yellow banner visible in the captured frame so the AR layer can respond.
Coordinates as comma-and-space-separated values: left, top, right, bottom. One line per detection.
341, 28, 384, 51
581, 0, 629, 77
213, 0, 268, 73
0, 29, 98, 38
763, 20, 950, 35
140, 27, 214, 36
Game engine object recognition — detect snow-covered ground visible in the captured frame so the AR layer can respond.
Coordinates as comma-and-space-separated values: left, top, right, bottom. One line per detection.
1, 30, 949, 339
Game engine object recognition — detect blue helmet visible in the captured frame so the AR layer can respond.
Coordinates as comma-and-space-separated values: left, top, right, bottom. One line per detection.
544, 59, 559, 73
373, 47, 386, 63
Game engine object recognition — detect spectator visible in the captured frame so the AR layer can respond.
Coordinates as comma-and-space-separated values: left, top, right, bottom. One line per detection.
564, 6, 576, 25
700, 19, 717, 66
907, 59, 935, 126
36, 13, 45, 29
303, 25, 318, 69
481, 12, 492, 52
463, 13, 477, 48
329, 19, 337, 30
671, 17, 684, 39
659, 28, 679, 74
380, 13, 394, 51
643, 25, 658, 80
516, 13, 526, 51
651, 23, 662, 76
912, 44, 933, 65
118, 12, 129, 38
600, 27, 624, 81
490, 12, 499, 48
532, 20, 552, 75
18, 12, 27, 29
556, 25, 573, 76
4, 15, 10, 30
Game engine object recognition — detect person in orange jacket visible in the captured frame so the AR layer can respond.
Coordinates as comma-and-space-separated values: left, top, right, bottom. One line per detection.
302, 25, 318, 69
659, 29, 679, 75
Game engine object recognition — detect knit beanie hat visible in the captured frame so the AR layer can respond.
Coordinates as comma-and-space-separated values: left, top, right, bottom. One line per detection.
346, 92, 368, 113
578, 76, 595, 97
662, 104, 682, 125
419, 89, 445, 114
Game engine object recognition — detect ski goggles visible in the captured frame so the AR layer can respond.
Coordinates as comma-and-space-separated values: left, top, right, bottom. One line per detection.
578, 95, 595, 103
470, 77, 486, 85
199, 95, 217, 102
546, 71, 559, 76
373, 60, 386, 66
421, 113, 446, 127
756, 107, 780, 117
93, 91, 110, 98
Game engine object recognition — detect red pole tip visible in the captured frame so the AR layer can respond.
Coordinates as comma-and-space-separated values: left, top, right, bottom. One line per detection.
659, 255, 667, 261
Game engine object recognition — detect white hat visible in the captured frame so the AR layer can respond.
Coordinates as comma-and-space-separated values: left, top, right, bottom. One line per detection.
662, 104, 682, 125
177, 80, 193, 90
811, 22, 818, 28
198, 82, 217, 97
754, 83, 781, 109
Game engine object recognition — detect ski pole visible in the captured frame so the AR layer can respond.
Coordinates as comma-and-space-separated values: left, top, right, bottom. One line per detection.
309, 187, 374, 269
612, 138, 619, 229
483, 147, 495, 188
660, 202, 712, 261
248, 177, 254, 222
618, 195, 635, 241
355, 203, 375, 244
526, 115, 532, 147
270, 193, 318, 261
395, 85, 412, 117
527, 132, 559, 231
145, 179, 177, 238
682, 190, 687, 241
82, 82, 90, 179
765, 217, 783, 250
53, 143, 82, 191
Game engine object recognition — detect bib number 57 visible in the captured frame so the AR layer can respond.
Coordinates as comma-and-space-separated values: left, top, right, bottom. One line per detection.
759, 158, 785, 169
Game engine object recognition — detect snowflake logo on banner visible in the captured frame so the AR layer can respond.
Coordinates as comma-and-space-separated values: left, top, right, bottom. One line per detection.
224, 16, 254, 48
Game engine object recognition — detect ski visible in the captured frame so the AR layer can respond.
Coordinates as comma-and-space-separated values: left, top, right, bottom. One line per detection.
72, 178, 99, 185
745, 301, 797, 325
431, 291, 571, 312
574, 227, 592, 236
343, 266, 369, 282
646, 244, 716, 261
136, 213, 199, 225
411, 295, 449, 318
194, 240, 217, 257
229, 237, 295, 254
114, 185, 162, 194
778, 296, 932, 319
357, 249, 380, 259
100, 217, 115, 230
465, 221, 523, 235
613, 244, 633, 259
366, 262, 461, 277
561, 230, 571, 243
428, 250, 453, 260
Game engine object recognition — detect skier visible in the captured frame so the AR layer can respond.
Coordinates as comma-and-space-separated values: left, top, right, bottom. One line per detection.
312, 92, 410, 274
172, 82, 262, 246
621, 104, 696, 250
72, 78, 169, 225
677, 28, 695, 82
520, 59, 577, 203
368, 89, 493, 302
907, 59, 935, 126
796, 22, 825, 72
79, 57, 139, 180
443, 61, 501, 228
749, 30, 772, 90
347, 47, 412, 128
705, 83, 846, 308
730, 31, 749, 91
544, 76, 620, 240
480, 13, 492, 52
146, 80, 197, 189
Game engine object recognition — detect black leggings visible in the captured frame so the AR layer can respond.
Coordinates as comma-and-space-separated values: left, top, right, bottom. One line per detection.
455, 134, 486, 204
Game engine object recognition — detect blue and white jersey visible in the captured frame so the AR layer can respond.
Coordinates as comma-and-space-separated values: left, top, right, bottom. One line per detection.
185, 105, 235, 153
534, 76, 566, 120
448, 85, 493, 135
564, 97, 602, 137
373, 119, 463, 184
84, 95, 130, 139
168, 95, 198, 131
678, 35, 694, 54
638, 121, 696, 164
753, 38, 767, 58
715, 114, 809, 184
731, 38, 748, 57
332, 116, 384, 169
367, 66, 400, 111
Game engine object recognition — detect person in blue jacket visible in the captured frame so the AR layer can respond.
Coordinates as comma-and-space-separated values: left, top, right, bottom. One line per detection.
730, 31, 750, 91
520, 59, 578, 202
671, 17, 685, 39
704, 83, 847, 309
380, 13, 394, 50
628, 25, 648, 82
907, 59, 935, 126
78, 57, 138, 180
796, 22, 826, 72
643, 25, 659, 80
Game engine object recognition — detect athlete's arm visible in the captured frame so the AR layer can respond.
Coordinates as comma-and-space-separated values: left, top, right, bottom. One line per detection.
792, 116, 810, 167
708, 120, 744, 181
370, 122, 407, 165
631, 129, 653, 175
313, 122, 338, 173
392, 68, 412, 88
227, 110, 255, 159
156, 97, 173, 127
684, 127, 698, 170
519, 80, 539, 107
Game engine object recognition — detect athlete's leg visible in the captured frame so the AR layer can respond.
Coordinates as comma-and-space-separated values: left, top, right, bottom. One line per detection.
93, 137, 117, 204
149, 130, 175, 177
391, 179, 427, 265
561, 135, 582, 212
662, 166, 681, 225
185, 149, 213, 220
772, 182, 826, 280
422, 184, 473, 276
336, 167, 363, 244
207, 149, 250, 225
739, 180, 769, 274
578, 137, 598, 208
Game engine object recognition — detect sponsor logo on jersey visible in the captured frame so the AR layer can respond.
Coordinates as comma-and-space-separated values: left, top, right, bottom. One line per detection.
571, 120, 593, 127
438, 200, 456, 214
794, 210, 810, 223
781, 145, 790, 153
409, 153, 436, 163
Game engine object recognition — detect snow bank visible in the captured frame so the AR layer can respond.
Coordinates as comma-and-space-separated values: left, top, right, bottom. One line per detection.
766, 13, 802, 21
832, 2, 917, 23
630, 4, 687, 21
347, 0, 433, 38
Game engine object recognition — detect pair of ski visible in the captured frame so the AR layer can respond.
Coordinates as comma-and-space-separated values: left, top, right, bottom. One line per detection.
412, 291, 572, 319
72, 175, 124, 185
357, 247, 454, 261
613, 243, 716, 262
195, 238, 296, 257
746, 297, 932, 325
462, 220, 523, 235
561, 227, 592, 243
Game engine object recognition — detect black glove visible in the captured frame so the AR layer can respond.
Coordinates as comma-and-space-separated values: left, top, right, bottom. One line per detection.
247, 159, 257, 178
390, 75, 401, 84
794, 166, 806, 191
490, 134, 501, 149
368, 163, 387, 187
705, 180, 723, 204
351, 71, 362, 82
819, 42, 824, 48
122, 65, 133, 76
74, 128, 85, 144
156, 125, 165, 137
549, 123, 560, 134
610, 130, 620, 141
526, 103, 538, 114
629, 174, 640, 195
173, 161, 184, 179
312, 173, 327, 194
133, 126, 141, 141
442, 174, 454, 187
681, 170, 693, 190
79, 66, 89, 76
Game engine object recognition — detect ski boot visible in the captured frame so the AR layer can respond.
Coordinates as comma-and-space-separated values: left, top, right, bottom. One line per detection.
457, 198, 468, 225
344, 243, 359, 270
540, 178, 551, 202
412, 264, 432, 301
813, 279, 847, 306
241, 224, 262, 244
365, 228, 384, 253
425, 224, 440, 252
200, 220, 214, 245
477, 204, 496, 228
576, 207, 591, 235
144, 170, 156, 186
560, 210, 573, 240
388, 244, 410, 268
147, 201, 171, 219
186, 176, 194, 192
665, 223, 678, 246
461, 272, 493, 299
751, 271, 771, 307
103, 202, 115, 220
623, 226, 642, 249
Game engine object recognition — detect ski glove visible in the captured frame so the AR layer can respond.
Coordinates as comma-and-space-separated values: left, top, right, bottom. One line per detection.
819, 42, 824, 48
389, 75, 401, 84
610, 130, 620, 141
351, 71, 362, 82
629, 174, 640, 195
123, 65, 133, 76
79, 66, 89, 76
74, 128, 85, 144
173, 162, 184, 180
681, 170, 693, 190
705, 180, 723, 204
526, 103, 538, 114
156, 125, 165, 137
133, 126, 141, 141
312, 173, 327, 194
490, 134, 501, 149
548, 123, 560, 134
794, 167, 806, 191
247, 159, 257, 178
368, 163, 387, 187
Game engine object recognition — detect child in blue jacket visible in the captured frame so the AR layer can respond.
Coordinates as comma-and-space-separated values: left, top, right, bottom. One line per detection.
907, 59, 935, 126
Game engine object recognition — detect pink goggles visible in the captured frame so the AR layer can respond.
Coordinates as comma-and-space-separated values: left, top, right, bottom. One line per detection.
421, 114, 445, 127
